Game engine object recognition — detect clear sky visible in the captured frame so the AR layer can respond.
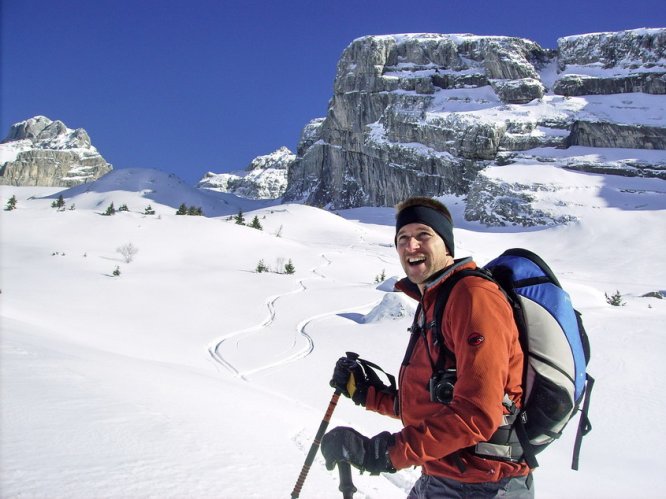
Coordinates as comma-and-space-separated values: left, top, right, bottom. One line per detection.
2, 0, 665, 185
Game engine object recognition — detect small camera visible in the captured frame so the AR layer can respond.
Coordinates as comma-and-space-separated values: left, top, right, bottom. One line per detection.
429, 369, 457, 404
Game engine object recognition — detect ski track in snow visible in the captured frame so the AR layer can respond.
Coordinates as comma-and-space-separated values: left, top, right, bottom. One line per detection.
208, 251, 382, 379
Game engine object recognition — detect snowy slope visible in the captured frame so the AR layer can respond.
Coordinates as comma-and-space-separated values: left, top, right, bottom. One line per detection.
1, 165, 665, 498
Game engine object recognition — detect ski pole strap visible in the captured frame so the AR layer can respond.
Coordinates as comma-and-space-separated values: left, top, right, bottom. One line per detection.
357, 357, 397, 392
572, 374, 595, 470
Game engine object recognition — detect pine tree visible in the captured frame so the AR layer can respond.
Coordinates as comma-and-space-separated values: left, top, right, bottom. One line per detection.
51, 195, 65, 210
176, 203, 188, 215
605, 290, 626, 306
5, 195, 17, 211
118, 204, 129, 212
284, 259, 295, 274
375, 269, 386, 283
104, 203, 116, 216
144, 205, 156, 215
256, 259, 269, 273
249, 215, 263, 230
235, 209, 245, 225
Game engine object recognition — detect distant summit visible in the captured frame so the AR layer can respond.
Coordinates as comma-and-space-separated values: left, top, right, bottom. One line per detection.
0, 116, 113, 187
197, 146, 295, 199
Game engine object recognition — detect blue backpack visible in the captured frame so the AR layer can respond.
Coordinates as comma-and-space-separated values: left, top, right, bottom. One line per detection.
433, 248, 594, 470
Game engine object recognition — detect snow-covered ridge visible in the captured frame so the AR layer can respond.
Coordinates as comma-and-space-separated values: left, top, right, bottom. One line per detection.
197, 146, 295, 199
0, 116, 112, 187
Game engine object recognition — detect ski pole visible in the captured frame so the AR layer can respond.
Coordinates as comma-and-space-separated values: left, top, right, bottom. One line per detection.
290, 389, 342, 498
337, 461, 357, 499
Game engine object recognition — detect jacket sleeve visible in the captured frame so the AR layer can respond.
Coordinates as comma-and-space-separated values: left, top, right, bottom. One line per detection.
365, 385, 400, 419
389, 277, 521, 469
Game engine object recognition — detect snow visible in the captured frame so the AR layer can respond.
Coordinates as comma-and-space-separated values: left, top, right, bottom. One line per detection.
2, 166, 666, 498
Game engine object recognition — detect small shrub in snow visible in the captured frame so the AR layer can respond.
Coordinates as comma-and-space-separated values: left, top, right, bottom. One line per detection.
4, 195, 17, 211
256, 259, 269, 273
144, 205, 156, 215
235, 210, 245, 225
605, 290, 626, 307
103, 203, 116, 216
117, 243, 139, 263
51, 195, 66, 211
118, 204, 129, 212
374, 269, 387, 283
284, 259, 295, 274
112, 266, 121, 277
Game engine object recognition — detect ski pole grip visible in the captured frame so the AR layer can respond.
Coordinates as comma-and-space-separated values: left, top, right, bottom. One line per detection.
337, 461, 357, 499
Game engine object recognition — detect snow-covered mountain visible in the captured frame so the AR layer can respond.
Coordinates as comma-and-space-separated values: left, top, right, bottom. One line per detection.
0, 116, 113, 187
1, 162, 665, 497
55, 167, 280, 217
284, 28, 666, 221
197, 146, 296, 200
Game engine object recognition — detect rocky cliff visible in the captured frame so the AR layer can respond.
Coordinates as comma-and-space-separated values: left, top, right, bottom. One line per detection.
0, 116, 113, 187
283, 28, 666, 225
197, 146, 295, 199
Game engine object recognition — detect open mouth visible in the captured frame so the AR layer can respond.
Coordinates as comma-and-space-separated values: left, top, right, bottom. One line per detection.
407, 256, 426, 266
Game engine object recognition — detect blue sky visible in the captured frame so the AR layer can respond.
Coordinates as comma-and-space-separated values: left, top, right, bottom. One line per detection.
2, 0, 665, 185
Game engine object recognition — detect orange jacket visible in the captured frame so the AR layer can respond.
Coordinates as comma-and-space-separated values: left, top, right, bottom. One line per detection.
365, 258, 530, 482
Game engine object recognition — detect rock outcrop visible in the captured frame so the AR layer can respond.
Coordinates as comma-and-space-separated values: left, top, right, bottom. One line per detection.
283, 28, 666, 225
197, 146, 295, 199
0, 116, 113, 186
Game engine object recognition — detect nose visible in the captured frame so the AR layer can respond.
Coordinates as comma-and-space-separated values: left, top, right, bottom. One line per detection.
401, 235, 420, 252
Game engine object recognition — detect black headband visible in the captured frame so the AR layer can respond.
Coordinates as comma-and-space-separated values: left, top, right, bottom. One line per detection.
395, 205, 455, 257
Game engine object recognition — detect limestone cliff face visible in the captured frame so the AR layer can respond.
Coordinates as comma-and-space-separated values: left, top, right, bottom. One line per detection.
0, 116, 113, 187
283, 29, 666, 224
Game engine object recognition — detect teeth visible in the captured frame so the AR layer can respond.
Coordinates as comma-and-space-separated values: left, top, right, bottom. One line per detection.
408, 257, 425, 264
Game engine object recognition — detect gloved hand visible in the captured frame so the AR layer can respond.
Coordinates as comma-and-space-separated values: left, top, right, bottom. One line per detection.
320, 426, 396, 475
330, 355, 369, 406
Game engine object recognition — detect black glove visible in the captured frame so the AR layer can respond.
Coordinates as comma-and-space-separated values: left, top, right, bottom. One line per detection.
320, 426, 396, 475
330, 356, 369, 406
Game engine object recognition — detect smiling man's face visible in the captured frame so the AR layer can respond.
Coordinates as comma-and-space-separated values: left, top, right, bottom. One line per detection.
396, 222, 453, 290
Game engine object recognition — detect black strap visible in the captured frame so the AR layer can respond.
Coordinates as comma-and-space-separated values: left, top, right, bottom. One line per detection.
513, 413, 540, 469
402, 306, 424, 367
571, 374, 595, 470
431, 269, 495, 369
357, 357, 397, 393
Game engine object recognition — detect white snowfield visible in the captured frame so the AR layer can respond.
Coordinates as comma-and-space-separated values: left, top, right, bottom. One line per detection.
1, 165, 665, 498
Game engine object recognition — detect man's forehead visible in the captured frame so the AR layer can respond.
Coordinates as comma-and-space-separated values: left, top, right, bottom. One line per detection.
397, 222, 434, 235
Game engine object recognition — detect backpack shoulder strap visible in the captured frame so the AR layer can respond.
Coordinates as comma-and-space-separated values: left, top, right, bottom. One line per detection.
431, 268, 495, 366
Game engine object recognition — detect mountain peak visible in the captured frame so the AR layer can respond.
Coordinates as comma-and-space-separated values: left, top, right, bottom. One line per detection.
0, 116, 112, 187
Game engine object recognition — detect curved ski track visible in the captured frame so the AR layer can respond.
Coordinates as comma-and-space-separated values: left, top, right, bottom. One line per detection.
207, 237, 394, 380
207, 253, 332, 379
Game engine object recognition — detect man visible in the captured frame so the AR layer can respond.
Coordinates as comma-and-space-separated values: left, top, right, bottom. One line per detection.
321, 196, 533, 498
